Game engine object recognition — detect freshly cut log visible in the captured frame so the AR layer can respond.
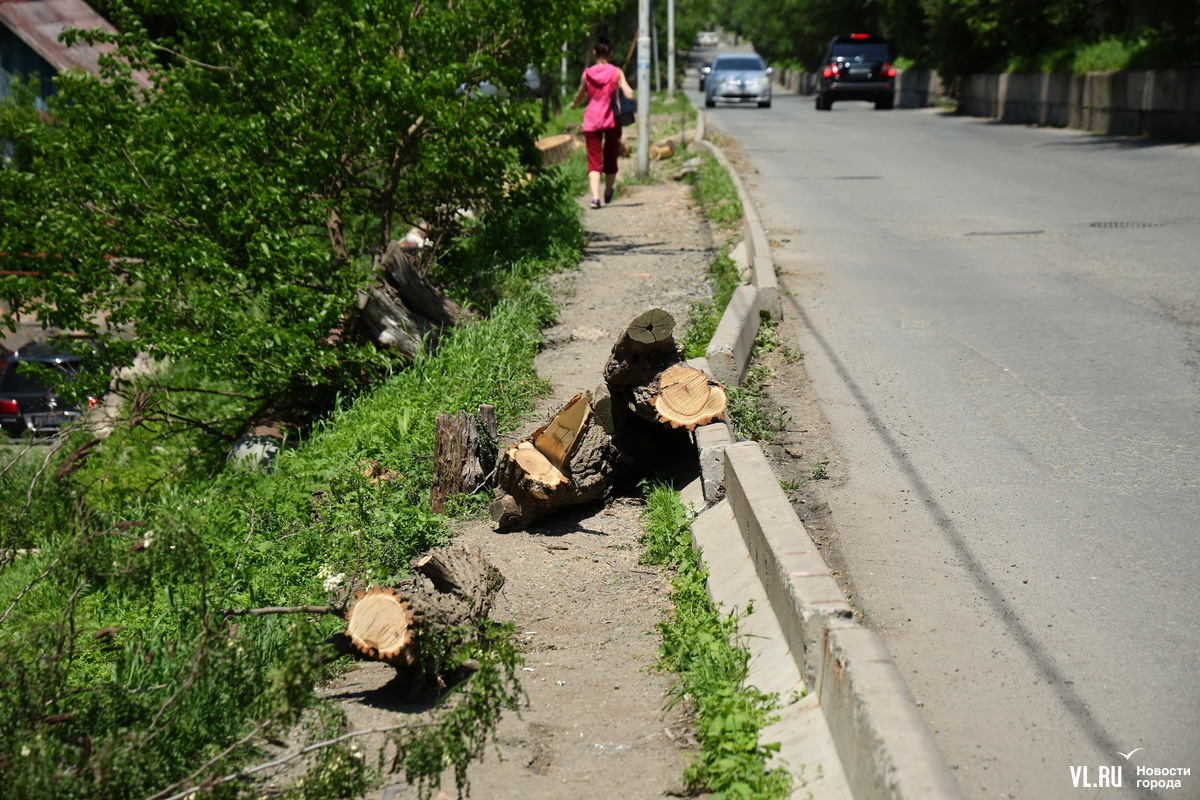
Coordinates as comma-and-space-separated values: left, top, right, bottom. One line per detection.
603, 308, 684, 389
490, 391, 618, 531
650, 142, 674, 160
343, 587, 417, 668
332, 546, 503, 690
632, 362, 727, 430
430, 405, 498, 512
536, 133, 577, 166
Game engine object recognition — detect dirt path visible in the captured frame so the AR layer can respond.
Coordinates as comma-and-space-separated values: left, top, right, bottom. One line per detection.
327, 163, 721, 799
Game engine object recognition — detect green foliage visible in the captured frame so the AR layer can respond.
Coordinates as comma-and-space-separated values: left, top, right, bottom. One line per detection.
393, 621, 525, 799
730, 0, 885, 66
0, 0, 609, 426
683, 249, 741, 360
717, 0, 1200, 81
0, 177, 570, 800
683, 152, 743, 228
640, 485, 792, 799
726, 318, 790, 442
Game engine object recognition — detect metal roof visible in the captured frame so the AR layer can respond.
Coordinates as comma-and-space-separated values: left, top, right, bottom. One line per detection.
0, 0, 129, 78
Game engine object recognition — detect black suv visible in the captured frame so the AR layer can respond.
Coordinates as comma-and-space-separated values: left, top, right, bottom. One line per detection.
0, 340, 97, 438
815, 34, 895, 110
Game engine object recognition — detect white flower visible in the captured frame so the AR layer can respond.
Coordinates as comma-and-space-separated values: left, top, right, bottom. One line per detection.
322, 573, 346, 593
20, 745, 31, 757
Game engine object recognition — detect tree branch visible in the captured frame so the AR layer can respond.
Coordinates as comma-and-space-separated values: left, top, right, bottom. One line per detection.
152, 721, 439, 800
220, 605, 342, 617
150, 44, 235, 71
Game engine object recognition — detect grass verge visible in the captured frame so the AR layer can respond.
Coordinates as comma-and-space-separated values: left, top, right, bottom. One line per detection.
640, 484, 793, 799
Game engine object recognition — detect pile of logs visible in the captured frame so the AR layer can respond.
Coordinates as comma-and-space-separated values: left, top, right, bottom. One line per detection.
478, 308, 727, 531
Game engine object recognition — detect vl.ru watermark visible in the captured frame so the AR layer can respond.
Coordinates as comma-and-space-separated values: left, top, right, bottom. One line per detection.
1071, 749, 1192, 792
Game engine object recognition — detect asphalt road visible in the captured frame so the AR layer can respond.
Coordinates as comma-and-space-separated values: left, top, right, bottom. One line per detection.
689, 58, 1200, 798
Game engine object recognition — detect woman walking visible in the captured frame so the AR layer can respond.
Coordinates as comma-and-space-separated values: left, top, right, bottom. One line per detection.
571, 37, 635, 208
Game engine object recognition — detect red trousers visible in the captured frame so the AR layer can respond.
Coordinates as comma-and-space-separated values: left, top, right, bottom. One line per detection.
584, 127, 621, 174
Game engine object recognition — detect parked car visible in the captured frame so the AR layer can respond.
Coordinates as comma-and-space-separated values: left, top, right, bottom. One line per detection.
704, 53, 772, 108
815, 34, 895, 110
695, 31, 720, 48
0, 340, 98, 438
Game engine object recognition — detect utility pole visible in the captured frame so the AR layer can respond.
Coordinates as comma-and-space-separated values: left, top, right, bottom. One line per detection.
561, 42, 567, 97
637, 0, 650, 177
667, 0, 675, 96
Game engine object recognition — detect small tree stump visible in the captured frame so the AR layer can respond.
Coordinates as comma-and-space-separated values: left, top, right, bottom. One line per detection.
431, 405, 498, 512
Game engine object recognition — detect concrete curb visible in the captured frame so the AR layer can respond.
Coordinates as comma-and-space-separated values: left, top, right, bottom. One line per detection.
690, 110, 964, 800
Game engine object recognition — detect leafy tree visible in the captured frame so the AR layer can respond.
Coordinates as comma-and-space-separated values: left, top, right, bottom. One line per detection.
0, 0, 611, 435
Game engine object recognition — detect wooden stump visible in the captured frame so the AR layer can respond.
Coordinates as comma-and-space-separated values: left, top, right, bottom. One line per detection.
631, 362, 727, 430
431, 405, 498, 512
354, 237, 473, 358
603, 308, 684, 389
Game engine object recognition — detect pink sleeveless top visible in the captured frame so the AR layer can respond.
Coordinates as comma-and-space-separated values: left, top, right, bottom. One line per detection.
582, 63, 620, 132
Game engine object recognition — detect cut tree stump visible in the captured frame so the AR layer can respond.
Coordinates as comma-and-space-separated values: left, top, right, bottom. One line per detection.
330, 545, 503, 691
490, 391, 618, 531
431, 405, 498, 512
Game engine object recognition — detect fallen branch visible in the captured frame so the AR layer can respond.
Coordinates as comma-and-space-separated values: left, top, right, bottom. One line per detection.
220, 605, 342, 617
152, 721, 436, 800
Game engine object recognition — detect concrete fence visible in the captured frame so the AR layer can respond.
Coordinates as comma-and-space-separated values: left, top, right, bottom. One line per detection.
773, 65, 1200, 139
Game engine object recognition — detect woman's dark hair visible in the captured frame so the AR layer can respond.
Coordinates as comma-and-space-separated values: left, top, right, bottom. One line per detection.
594, 36, 613, 58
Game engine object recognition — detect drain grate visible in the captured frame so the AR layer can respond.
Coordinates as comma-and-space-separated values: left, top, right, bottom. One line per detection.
1090, 221, 1165, 229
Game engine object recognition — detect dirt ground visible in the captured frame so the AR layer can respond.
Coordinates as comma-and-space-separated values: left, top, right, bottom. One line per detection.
290, 134, 853, 800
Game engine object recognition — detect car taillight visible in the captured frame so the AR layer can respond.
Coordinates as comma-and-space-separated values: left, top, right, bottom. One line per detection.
88, 396, 99, 407
850, 33, 871, 40
822, 62, 839, 78
0, 399, 18, 414
883, 62, 897, 78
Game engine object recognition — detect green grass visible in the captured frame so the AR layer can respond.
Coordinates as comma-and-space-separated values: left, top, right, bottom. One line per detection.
685, 151, 743, 227
0, 169, 578, 800
640, 485, 792, 799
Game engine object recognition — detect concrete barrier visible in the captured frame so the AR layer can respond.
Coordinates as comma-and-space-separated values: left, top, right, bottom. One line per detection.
706, 283, 758, 387
775, 65, 1200, 139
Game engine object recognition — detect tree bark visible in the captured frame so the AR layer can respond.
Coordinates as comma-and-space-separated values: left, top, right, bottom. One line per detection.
375, 240, 473, 327
431, 405, 498, 512
356, 284, 430, 360
603, 308, 685, 389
